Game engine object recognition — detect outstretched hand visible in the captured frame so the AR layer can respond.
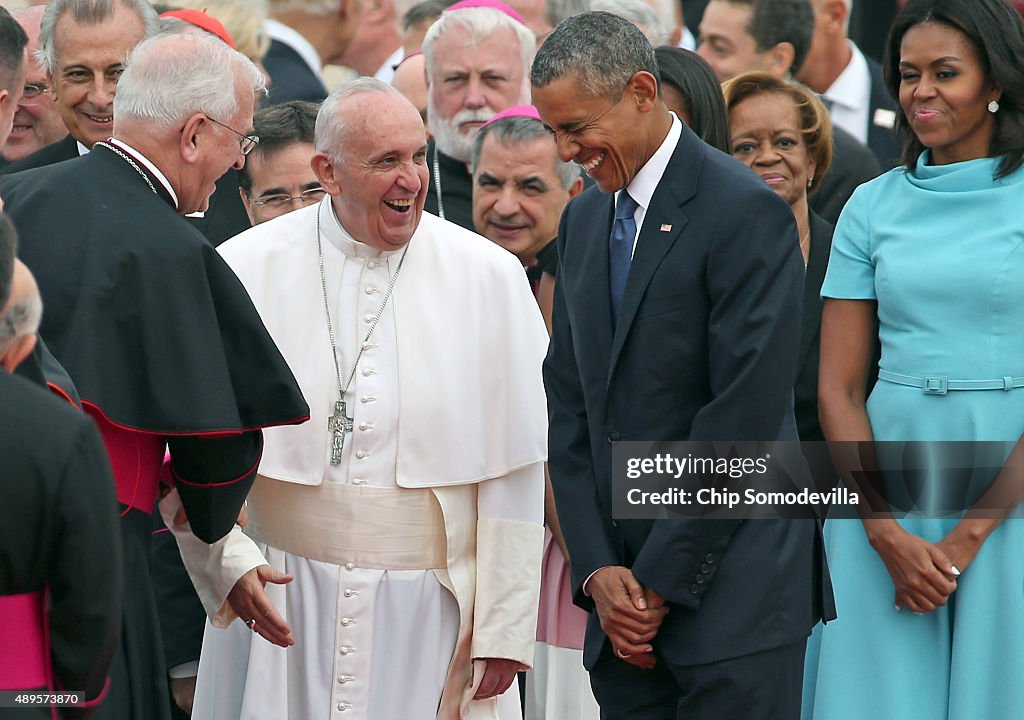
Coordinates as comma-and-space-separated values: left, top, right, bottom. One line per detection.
227, 564, 296, 647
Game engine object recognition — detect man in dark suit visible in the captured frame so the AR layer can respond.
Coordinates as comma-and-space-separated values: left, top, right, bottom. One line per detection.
696, 0, 880, 224
262, 0, 365, 106
796, 0, 902, 168
532, 12, 833, 718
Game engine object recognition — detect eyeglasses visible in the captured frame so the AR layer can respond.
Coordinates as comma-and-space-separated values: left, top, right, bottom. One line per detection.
21, 83, 51, 101
205, 115, 260, 155
251, 187, 326, 208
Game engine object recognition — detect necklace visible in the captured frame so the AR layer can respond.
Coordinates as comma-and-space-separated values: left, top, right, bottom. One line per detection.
799, 228, 811, 265
432, 145, 446, 220
317, 207, 409, 465
95, 141, 158, 196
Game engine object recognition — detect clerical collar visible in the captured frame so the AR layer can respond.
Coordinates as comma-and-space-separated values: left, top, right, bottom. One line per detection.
107, 138, 179, 209
316, 197, 405, 259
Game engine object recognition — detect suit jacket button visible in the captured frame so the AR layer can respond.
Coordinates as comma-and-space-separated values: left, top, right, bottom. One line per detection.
607, 432, 620, 443
695, 574, 706, 584
704, 553, 715, 563
689, 584, 701, 595
610, 520, 619, 528
700, 563, 712, 573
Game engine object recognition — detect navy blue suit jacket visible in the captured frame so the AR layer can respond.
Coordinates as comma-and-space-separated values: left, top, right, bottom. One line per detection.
545, 121, 834, 668
866, 55, 902, 169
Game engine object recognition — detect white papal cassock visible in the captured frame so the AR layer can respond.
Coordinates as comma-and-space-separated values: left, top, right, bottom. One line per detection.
162, 199, 548, 720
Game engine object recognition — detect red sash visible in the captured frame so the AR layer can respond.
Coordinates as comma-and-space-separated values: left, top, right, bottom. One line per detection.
0, 591, 48, 690
85, 404, 164, 513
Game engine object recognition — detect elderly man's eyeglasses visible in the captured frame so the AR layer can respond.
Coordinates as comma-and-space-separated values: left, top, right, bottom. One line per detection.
251, 187, 326, 208
21, 83, 51, 101
205, 115, 259, 155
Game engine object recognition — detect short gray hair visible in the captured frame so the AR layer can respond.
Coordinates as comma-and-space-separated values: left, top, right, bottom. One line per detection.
39, 0, 160, 75
114, 32, 266, 129
590, 0, 669, 47
531, 11, 657, 100
268, 0, 338, 15
545, 0, 590, 28
315, 77, 403, 163
422, 6, 536, 81
0, 292, 42, 357
471, 115, 580, 189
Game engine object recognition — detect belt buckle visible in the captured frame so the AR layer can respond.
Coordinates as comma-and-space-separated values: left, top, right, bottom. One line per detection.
922, 375, 948, 395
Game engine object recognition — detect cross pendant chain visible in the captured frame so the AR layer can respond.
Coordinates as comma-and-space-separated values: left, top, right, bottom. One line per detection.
328, 399, 354, 465
317, 211, 408, 468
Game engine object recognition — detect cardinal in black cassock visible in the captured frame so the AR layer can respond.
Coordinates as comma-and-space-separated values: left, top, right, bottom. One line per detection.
0, 32, 310, 720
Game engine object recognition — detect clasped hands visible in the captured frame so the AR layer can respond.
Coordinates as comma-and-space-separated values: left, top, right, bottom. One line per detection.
589, 566, 669, 670
867, 521, 976, 614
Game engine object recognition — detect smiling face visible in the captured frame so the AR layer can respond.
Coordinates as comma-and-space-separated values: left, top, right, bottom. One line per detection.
317, 92, 429, 252
472, 133, 578, 264
532, 71, 657, 194
729, 91, 815, 209
427, 24, 528, 162
0, 58, 25, 150
897, 21, 998, 166
51, 3, 147, 147
6, 32, 67, 162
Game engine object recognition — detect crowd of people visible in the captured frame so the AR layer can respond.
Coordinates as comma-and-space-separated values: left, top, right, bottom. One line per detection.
1, 0, 1023, 718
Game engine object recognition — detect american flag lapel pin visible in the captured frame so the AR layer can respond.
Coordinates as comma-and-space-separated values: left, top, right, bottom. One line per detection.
659, 223, 672, 232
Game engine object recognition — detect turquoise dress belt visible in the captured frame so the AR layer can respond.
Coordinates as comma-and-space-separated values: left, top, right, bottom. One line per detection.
878, 369, 1024, 394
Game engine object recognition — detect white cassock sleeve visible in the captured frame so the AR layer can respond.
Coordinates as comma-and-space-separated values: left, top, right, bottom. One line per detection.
471, 460, 546, 666
159, 488, 267, 627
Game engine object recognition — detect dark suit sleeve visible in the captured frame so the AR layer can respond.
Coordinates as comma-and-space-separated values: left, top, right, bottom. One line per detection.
632, 189, 804, 608
50, 418, 121, 717
167, 431, 262, 544
544, 217, 620, 611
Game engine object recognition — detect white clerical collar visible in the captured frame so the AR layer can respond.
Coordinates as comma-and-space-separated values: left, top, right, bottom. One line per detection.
264, 19, 323, 75
108, 138, 179, 210
317, 197, 405, 259
624, 112, 682, 213
77, 140, 90, 157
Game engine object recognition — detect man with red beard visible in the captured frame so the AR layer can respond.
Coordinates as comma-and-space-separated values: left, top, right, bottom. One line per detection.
423, 0, 535, 230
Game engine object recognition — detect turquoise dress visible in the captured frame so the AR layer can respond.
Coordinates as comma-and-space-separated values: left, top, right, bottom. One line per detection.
802, 153, 1024, 719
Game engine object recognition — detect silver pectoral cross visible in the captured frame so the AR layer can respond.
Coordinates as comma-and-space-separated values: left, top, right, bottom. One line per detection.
328, 399, 354, 465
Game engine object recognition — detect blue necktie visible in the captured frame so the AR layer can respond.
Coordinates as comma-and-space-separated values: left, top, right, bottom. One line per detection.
609, 191, 639, 321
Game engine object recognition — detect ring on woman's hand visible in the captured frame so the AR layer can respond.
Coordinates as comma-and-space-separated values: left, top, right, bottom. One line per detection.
615, 648, 631, 659
246, 618, 256, 628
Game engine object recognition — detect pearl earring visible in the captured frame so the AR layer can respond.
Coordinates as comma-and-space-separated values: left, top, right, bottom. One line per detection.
988, 100, 1000, 113
807, 177, 813, 188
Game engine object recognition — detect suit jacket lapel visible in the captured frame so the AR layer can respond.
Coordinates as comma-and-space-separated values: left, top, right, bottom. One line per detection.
569, 190, 616, 369
608, 130, 700, 382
